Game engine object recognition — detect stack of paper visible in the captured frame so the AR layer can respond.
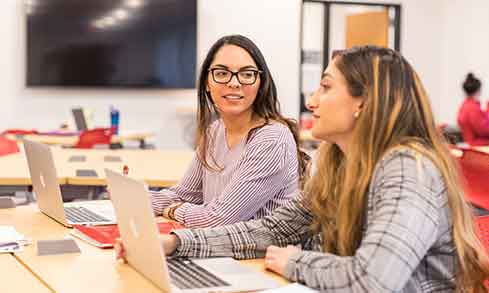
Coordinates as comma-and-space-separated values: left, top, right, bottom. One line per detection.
0, 226, 26, 253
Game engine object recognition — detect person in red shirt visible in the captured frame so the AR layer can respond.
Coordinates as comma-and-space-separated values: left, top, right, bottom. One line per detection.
457, 73, 489, 146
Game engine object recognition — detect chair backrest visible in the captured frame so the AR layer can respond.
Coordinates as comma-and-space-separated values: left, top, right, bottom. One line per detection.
0, 136, 20, 156
475, 216, 489, 290
438, 124, 463, 144
454, 147, 489, 209
74, 128, 113, 149
1, 129, 38, 136
476, 216, 489, 252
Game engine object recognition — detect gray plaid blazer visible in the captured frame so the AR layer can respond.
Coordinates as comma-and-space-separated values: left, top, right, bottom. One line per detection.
173, 148, 457, 292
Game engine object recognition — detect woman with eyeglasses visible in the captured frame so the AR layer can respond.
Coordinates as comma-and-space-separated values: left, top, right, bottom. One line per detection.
120, 46, 489, 291
149, 35, 309, 228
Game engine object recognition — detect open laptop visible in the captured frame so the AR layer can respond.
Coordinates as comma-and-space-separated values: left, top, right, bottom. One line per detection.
105, 169, 279, 293
72, 107, 88, 131
23, 140, 116, 227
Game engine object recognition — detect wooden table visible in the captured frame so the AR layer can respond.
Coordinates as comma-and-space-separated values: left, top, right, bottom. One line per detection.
0, 148, 193, 188
60, 149, 193, 187
0, 152, 66, 186
300, 129, 316, 142
8, 131, 154, 148
0, 205, 287, 293
0, 254, 53, 293
300, 130, 320, 150
475, 146, 489, 154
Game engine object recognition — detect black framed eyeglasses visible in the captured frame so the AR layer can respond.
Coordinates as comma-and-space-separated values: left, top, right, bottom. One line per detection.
209, 68, 262, 85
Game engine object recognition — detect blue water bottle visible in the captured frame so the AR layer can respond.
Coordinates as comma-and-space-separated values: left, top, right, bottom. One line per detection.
110, 106, 120, 134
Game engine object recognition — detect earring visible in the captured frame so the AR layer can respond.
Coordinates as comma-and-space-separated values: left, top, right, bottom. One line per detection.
354, 111, 360, 118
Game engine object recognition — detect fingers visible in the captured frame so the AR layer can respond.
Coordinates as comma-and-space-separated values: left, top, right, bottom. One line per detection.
264, 245, 297, 276
266, 245, 279, 254
264, 246, 278, 271
114, 238, 127, 264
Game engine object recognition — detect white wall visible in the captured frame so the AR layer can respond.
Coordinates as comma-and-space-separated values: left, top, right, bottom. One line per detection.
329, 0, 489, 127
2, 0, 478, 147
318, 0, 445, 122
440, 0, 489, 124
1, 0, 302, 149
395, 0, 445, 122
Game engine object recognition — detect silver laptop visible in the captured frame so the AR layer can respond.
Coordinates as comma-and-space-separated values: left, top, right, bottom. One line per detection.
105, 169, 279, 293
23, 140, 116, 227
72, 107, 88, 131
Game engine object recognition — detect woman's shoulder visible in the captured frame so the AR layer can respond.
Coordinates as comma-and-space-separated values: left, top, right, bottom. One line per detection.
248, 120, 296, 145
373, 146, 446, 191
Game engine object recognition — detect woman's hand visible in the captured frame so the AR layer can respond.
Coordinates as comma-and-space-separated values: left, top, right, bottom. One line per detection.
115, 234, 180, 263
264, 245, 301, 276
159, 234, 179, 255
114, 238, 127, 263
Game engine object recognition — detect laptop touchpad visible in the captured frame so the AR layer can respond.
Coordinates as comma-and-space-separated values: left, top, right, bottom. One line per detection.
193, 258, 252, 274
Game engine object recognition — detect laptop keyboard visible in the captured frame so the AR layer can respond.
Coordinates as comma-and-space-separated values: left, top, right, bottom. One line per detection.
167, 258, 230, 289
64, 206, 110, 223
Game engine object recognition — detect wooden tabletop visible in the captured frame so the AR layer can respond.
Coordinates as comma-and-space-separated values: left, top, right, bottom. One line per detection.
300, 129, 318, 142
0, 152, 66, 186
0, 204, 287, 293
475, 146, 489, 154
7, 131, 154, 147
60, 149, 193, 187
0, 254, 53, 293
0, 147, 193, 187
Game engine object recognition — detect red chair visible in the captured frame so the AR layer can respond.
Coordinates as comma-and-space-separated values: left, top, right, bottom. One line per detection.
476, 216, 489, 251
74, 128, 113, 149
0, 136, 20, 156
453, 147, 489, 210
1, 129, 38, 135
475, 216, 489, 290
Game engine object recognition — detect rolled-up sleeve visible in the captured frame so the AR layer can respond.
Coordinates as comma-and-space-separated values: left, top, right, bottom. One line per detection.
172, 195, 313, 258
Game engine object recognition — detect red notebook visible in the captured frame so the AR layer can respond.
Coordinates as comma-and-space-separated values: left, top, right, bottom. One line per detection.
70, 222, 184, 248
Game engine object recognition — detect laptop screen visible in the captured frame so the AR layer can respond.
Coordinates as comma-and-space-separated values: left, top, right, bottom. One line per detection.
72, 108, 88, 131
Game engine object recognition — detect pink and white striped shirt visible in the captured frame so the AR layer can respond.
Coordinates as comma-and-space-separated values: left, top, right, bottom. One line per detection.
150, 119, 299, 228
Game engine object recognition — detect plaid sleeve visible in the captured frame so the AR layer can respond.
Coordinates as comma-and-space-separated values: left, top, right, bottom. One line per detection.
172, 195, 313, 259
283, 150, 443, 292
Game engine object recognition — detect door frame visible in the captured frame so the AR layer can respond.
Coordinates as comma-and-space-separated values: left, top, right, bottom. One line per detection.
302, 0, 402, 71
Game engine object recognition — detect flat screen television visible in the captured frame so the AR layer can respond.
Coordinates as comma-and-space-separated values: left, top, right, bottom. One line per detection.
26, 0, 197, 88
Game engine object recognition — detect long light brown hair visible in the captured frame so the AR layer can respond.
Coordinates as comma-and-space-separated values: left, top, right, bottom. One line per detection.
305, 46, 489, 291
195, 35, 309, 183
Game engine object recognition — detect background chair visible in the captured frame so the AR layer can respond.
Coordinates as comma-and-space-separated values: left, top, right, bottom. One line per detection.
476, 215, 489, 252
453, 147, 489, 210
474, 215, 489, 290
0, 135, 19, 156
437, 124, 463, 145
74, 128, 113, 149
0, 136, 32, 205
1, 129, 38, 136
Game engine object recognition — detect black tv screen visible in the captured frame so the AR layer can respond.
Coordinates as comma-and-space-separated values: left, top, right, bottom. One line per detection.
26, 0, 197, 88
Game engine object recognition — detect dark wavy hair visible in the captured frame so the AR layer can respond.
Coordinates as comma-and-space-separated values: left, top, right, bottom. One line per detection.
195, 34, 309, 184
463, 73, 481, 96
